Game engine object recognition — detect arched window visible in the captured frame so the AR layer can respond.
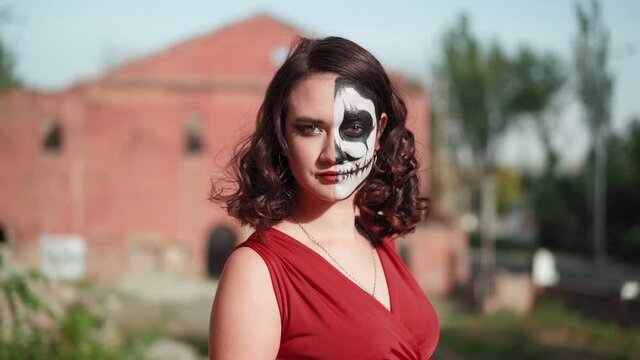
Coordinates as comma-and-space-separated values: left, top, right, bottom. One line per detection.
185, 112, 203, 154
43, 120, 63, 152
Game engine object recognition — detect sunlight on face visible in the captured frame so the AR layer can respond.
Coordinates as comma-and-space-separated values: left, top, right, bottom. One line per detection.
284, 73, 378, 202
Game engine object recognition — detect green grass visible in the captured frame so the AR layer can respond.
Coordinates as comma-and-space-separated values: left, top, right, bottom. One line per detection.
434, 299, 640, 360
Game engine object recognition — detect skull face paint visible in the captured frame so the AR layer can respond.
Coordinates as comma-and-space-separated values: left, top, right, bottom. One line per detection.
331, 78, 378, 199
284, 73, 379, 203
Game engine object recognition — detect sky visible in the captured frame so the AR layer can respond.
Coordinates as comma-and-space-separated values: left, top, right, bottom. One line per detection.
1, 0, 638, 168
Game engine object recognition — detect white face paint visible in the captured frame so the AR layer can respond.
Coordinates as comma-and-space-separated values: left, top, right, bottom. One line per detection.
331, 82, 378, 199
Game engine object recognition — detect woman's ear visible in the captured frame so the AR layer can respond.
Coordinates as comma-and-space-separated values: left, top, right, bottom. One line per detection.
375, 113, 388, 151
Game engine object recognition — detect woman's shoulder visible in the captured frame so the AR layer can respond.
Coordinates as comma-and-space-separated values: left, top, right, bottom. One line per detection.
222, 229, 287, 294
216, 228, 284, 329
222, 227, 288, 286
220, 239, 274, 300
212, 230, 282, 324
210, 241, 281, 358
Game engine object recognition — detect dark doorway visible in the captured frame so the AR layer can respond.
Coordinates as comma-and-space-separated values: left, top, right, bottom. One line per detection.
207, 225, 237, 278
0, 223, 6, 245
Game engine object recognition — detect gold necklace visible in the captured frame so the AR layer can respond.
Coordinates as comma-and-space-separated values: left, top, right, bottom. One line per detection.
293, 218, 378, 297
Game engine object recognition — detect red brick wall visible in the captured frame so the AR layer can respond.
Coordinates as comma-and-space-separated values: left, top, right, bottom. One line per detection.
0, 14, 439, 282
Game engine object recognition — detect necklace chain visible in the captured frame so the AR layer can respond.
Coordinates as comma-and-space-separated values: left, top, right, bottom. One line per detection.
293, 218, 377, 298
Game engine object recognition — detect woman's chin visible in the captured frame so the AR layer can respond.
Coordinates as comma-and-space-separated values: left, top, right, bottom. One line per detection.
302, 188, 355, 204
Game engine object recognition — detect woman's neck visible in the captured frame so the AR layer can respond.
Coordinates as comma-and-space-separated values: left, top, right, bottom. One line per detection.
287, 191, 360, 245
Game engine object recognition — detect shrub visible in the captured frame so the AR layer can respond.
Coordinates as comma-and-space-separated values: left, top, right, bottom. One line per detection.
0, 250, 148, 360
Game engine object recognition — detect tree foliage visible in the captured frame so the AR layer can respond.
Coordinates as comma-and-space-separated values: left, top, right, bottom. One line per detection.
575, 0, 612, 135
439, 15, 520, 165
509, 47, 565, 116
511, 47, 566, 177
0, 41, 20, 90
0, 7, 20, 91
436, 14, 569, 302
607, 118, 640, 262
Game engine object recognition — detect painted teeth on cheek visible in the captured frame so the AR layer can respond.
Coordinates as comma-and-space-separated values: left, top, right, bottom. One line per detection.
340, 157, 373, 182
331, 157, 374, 183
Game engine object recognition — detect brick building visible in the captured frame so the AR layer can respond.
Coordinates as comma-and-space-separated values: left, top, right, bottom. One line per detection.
0, 14, 465, 294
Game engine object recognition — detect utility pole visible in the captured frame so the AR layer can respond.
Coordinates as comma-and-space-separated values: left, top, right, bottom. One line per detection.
574, 0, 612, 267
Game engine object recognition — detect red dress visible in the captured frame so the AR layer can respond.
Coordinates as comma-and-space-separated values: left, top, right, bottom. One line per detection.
229, 220, 440, 359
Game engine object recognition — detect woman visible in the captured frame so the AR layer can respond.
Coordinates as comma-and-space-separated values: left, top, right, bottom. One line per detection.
209, 36, 439, 359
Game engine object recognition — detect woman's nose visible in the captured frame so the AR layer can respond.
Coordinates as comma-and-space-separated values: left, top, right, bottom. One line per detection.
319, 129, 336, 164
335, 143, 348, 164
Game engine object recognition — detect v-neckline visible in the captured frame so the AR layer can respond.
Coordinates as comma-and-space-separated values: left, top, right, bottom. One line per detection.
268, 221, 395, 315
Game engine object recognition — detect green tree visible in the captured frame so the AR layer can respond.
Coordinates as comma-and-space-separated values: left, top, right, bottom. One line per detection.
0, 7, 20, 91
0, 41, 20, 90
437, 15, 527, 303
574, 0, 613, 265
510, 47, 566, 178
606, 117, 640, 263
508, 47, 576, 251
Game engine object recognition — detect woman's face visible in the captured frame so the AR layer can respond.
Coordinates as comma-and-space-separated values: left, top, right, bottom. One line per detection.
284, 72, 385, 202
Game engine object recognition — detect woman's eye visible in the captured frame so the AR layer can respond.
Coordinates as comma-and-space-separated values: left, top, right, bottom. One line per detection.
297, 124, 322, 135
344, 125, 364, 138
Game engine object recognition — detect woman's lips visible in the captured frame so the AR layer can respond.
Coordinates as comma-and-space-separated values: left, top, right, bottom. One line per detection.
316, 170, 358, 184
316, 171, 338, 184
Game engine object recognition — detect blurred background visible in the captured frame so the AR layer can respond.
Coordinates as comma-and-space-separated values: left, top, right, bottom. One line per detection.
0, 1, 639, 359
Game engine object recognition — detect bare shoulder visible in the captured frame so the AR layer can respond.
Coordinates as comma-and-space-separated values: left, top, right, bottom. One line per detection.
209, 246, 281, 360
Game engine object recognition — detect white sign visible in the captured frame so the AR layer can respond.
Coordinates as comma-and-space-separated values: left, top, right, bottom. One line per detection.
532, 248, 560, 287
39, 234, 87, 281
621, 281, 640, 301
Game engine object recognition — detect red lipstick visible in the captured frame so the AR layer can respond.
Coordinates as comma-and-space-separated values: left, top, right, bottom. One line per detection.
316, 171, 338, 184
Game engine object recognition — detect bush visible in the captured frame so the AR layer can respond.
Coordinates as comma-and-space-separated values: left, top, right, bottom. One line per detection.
524, 172, 590, 254
617, 227, 640, 263
0, 250, 150, 360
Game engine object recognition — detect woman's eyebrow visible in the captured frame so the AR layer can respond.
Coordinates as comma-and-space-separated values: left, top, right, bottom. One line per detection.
292, 116, 327, 124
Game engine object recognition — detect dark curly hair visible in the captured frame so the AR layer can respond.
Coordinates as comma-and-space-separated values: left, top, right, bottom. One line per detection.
210, 36, 429, 241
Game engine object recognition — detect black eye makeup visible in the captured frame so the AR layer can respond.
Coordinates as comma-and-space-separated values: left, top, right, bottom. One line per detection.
340, 109, 373, 140
344, 124, 364, 138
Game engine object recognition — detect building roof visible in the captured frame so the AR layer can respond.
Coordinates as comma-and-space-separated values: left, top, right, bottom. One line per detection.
104, 14, 306, 86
